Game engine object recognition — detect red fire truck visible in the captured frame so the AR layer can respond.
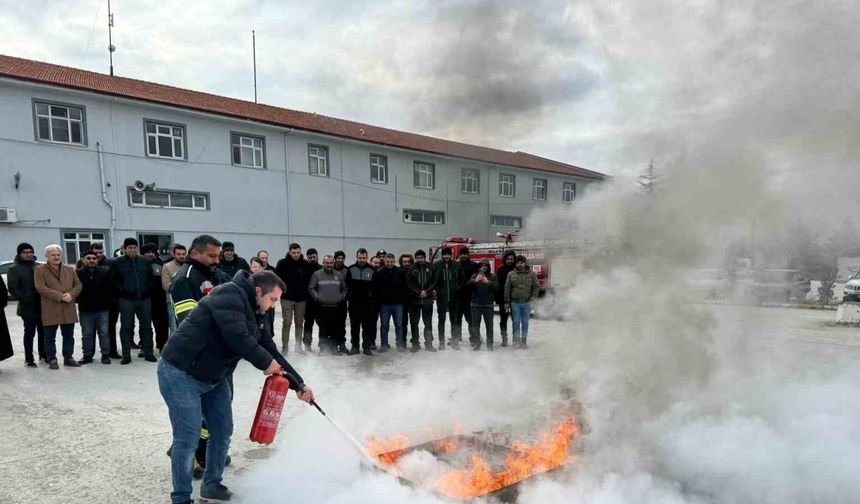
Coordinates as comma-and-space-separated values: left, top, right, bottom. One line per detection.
429, 234, 591, 296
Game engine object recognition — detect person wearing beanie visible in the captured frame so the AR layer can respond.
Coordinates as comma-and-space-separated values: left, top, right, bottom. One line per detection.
504, 255, 540, 349
495, 250, 517, 346
75, 250, 113, 364
457, 247, 479, 338
431, 247, 464, 350
7, 242, 47, 366
111, 237, 155, 363
405, 249, 438, 352
217, 241, 250, 279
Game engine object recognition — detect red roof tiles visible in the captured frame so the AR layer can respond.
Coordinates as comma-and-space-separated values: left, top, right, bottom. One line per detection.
0, 54, 604, 180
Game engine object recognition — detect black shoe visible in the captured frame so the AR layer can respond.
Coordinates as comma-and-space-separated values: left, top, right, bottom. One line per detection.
396, 346, 407, 353
200, 483, 233, 502
520, 341, 529, 349
120, 356, 131, 365
409, 345, 420, 353
472, 344, 482, 351
64, 357, 81, 367
378, 345, 390, 353
79, 357, 94, 365
439, 342, 447, 351
329, 346, 342, 356
39, 356, 49, 364
130, 341, 141, 350
101, 355, 111, 365
501, 341, 508, 347
363, 348, 373, 356
144, 354, 158, 362
425, 344, 437, 352
451, 342, 461, 350
304, 343, 313, 353
48, 359, 59, 370
25, 361, 37, 368
138, 351, 145, 358
109, 352, 121, 359
225, 454, 232, 466
348, 347, 360, 356
370, 343, 378, 351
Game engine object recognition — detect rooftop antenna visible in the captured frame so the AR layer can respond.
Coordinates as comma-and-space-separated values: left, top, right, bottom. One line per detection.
252, 30, 257, 102
107, 0, 115, 76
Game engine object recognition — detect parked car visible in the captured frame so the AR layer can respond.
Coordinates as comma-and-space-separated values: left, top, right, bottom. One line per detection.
747, 269, 811, 304
843, 270, 860, 303
688, 269, 731, 300
0, 260, 44, 301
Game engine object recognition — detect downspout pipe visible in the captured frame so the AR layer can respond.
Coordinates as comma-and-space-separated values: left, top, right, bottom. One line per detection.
97, 142, 116, 243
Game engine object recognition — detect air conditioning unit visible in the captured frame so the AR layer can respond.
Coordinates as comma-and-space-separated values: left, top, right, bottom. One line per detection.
0, 207, 18, 223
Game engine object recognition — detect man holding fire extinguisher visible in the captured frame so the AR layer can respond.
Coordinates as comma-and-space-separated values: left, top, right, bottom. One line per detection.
159, 270, 315, 504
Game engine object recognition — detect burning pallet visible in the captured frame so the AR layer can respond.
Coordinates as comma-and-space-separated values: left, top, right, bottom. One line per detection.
364, 418, 578, 502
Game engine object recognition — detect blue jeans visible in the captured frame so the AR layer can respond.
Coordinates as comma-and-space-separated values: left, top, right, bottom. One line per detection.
378, 304, 404, 347
157, 360, 233, 504
44, 323, 75, 360
510, 303, 531, 340
79, 310, 109, 358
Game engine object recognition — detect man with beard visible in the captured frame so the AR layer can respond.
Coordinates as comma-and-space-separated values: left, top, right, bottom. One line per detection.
275, 243, 309, 354
468, 260, 498, 351
333, 250, 349, 349
161, 244, 187, 335
495, 251, 516, 347
112, 238, 155, 364
457, 247, 479, 341
255, 250, 276, 271
406, 249, 437, 352
371, 254, 406, 352
302, 248, 322, 351
345, 248, 376, 355
308, 255, 348, 355
75, 250, 113, 364
7, 243, 46, 366
216, 242, 250, 279
432, 248, 464, 350
504, 255, 540, 349
91, 242, 121, 359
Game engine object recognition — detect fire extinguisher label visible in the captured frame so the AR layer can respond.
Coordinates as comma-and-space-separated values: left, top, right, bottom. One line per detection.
259, 392, 286, 428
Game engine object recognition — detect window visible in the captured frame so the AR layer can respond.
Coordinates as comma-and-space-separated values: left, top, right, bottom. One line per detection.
403, 209, 444, 224
370, 154, 388, 184
499, 173, 515, 198
129, 187, 209, 210
62, 231, 105, 264
144, 120, 185, 160
532, 178, 547, 201
461, 168, 480, 194
34, 100, 86, 145
231, 133, 265, 168
308, 144, 329, 176
490, 215, 522, 228
413, 161, 435, 189
562, 182, 576, 203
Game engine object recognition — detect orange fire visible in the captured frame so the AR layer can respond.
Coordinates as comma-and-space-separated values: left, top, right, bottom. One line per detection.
366, 417, 578, 500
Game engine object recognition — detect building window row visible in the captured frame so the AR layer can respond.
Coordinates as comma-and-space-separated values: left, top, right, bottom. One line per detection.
490, 215, 522, 228
403, 209, 444, 225
34, 101, 86, 145
128, 187, 209, 210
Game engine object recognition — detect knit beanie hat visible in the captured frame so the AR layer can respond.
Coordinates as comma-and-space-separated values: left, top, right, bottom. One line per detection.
122, 237, 139, 248
17, 242, 34, 255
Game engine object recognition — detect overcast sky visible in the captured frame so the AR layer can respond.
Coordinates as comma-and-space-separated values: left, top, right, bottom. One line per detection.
1, 0, 857, 186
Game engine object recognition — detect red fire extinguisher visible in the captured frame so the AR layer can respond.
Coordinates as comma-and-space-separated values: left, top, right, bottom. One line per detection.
249, 374, 291, 445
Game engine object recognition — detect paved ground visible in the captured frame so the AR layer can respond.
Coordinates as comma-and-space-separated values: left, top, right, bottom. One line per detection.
0, 303, 858, 503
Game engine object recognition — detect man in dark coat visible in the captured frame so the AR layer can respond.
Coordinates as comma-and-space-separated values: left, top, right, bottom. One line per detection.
405, 249, 437, 352
216, 241, 250, 279
274, 243, 309, 354
345, 248, 376, 355
468, 259, 498, 350
432, 248, 464, 350
301, 248, 322, 351
142, 243, 170, 353
7, 242, 45, 366
111, 237, 155, 364
495, 250, 517, 347
76, 250, 113, 364
371, 254, 407, 351
457, 247, 479, 337
0, 274, 13, 364
159, 270, 315, 504
308, 255, 348, 355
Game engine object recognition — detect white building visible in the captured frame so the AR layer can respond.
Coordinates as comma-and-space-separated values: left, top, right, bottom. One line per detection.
0, 54, 606, 263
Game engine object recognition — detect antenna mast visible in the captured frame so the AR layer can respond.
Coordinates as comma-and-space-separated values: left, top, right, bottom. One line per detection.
252, 30, 258, 103
107, 0, 115, 76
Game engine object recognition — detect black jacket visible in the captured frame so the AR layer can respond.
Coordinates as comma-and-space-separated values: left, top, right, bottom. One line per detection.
111, 255, 153, 300
7, 256, 41, 318
495, 256, 516, 303
275, 256, 310, 301
162, 271, 304, 388
406, 262, 437, 305
217, 254, 250, 279
170, 258, 231, 324
459, 258, 479, 293
371, 266, 407, 305
75, 265, 113, 312
345, 262, 375, 304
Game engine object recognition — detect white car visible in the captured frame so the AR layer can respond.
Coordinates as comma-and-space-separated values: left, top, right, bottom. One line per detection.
844, 270, 860, 303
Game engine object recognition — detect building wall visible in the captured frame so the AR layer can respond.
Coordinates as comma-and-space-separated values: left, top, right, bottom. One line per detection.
0, 78, 599, 262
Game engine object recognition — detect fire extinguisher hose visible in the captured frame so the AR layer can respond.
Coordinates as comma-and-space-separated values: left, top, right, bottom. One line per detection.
302, 395, 380, 467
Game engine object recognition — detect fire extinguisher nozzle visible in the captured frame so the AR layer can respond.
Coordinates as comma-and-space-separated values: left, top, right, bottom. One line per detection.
311, 401, 326, 416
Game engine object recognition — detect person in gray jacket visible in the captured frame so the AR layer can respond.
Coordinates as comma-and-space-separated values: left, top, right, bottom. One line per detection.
308, 255, 348, 355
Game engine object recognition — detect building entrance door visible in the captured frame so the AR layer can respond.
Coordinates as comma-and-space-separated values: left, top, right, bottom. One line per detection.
137, 233, 174, 259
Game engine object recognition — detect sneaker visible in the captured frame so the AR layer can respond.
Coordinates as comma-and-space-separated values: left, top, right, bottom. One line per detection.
424, 344, 437, 352
363, 348, 373, 356
348, 347, 360, 356
101, 355, 111, 365
120, 356, 132, 365
200, 483, 233, 502
25, 361, 37, 368
78, 357, 94, 365
48, 359, 60, 370
64, 358, 81, 367
144, 354, 158, 362
378, 345, 390, 353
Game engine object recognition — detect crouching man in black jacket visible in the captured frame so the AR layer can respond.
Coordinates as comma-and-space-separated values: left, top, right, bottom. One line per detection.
158, 270, 315, 504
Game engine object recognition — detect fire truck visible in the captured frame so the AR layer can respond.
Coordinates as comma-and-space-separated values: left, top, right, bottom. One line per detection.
429, 233, 592, 296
